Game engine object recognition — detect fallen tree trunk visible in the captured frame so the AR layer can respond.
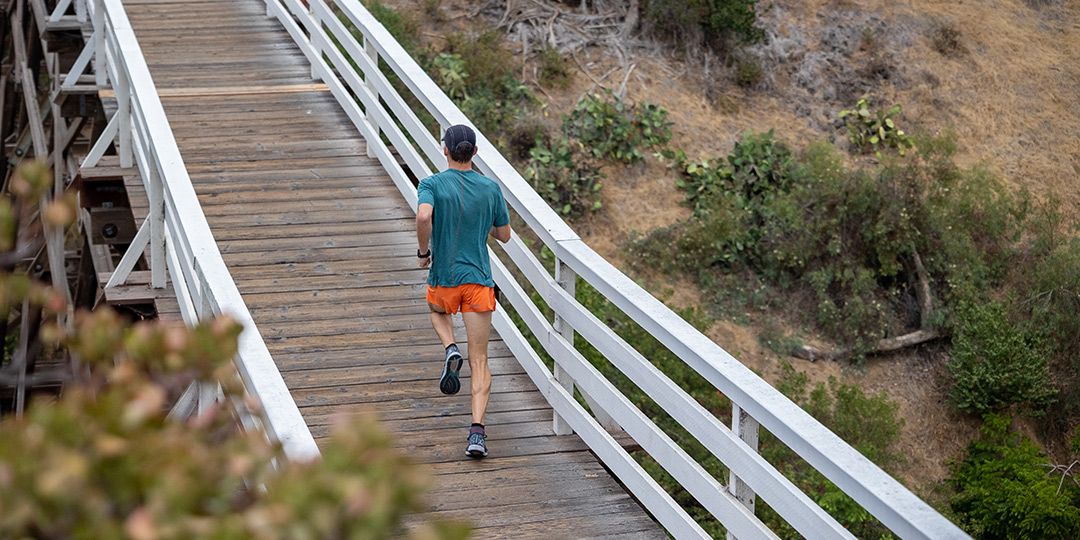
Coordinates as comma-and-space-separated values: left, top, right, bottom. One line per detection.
791, 329, 941, 362
792, 250, 941, 361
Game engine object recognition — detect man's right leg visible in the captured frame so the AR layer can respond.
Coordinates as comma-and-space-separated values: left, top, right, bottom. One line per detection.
462, 309, 493, 458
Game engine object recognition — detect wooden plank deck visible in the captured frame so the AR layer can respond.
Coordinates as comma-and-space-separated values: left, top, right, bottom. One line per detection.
123, 1, 665, 537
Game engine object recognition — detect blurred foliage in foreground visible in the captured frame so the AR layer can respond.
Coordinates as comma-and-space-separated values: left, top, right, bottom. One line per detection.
0, 163, 469, 540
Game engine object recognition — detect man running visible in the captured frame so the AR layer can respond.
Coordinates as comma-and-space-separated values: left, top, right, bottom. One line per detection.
416, 124, 511, 458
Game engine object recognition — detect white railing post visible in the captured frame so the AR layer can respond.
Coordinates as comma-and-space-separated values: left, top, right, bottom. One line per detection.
75, 0, 87, 23
115, 71, 132, 168
309, 3, 322, 81
92, 0, 106, 87
728, 403, 761, 540
363, 35, 379, 158
148, 157, 166, 288
551, 257, 576, 435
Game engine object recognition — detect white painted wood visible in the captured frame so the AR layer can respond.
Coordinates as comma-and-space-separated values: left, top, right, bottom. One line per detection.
558, 240, 966, 540
165, 225, 199, 328
552, 257, 576, 435
730, 404, 761, 520
490, 306, 716, 540
75, 0, 86, 23
500, 234, 854, 538
114, 65, 132, 168
104, 216, 150, 288
82, 108, 118, 168
316, 1, 441, 170
147, 158, 166, 288
492, 253, 778, 540
309, 0, 431, 180
92, 0, 106, 87
49, 0, 74, 23
167, 382, 198, 421
197, 382, 218, 415
308, 3, 322, 81
269, 0, 416, 210
62, 36, 95, 89
363, 34, 379, 159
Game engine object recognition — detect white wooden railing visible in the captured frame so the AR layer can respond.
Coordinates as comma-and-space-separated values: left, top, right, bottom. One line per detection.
264, 0, 972, 538
76, 0, 320, 462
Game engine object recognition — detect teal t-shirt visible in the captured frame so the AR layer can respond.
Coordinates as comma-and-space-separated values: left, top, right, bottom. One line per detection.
417, 169, 510, 288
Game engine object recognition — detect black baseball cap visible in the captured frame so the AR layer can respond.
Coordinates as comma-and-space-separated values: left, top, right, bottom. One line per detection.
442, 124, 476, 152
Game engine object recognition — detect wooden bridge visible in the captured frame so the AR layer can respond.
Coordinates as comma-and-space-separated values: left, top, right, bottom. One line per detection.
8, 0, 971, 538
124, 1, 661, 535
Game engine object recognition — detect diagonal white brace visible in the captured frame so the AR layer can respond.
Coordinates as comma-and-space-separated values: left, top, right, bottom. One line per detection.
104, 215, 150, 288
62, 36, 96, 88
82, 110, 119, 168
49, 0, 74, 22
167, 381, 198, 421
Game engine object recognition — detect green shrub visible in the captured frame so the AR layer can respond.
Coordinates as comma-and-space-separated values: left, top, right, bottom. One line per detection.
445, 31, 519, 99
839, 99, 915, 158
433, 52, 468, 100
563, 91, 672, 164
1019, 212, 1080, 361
930, 22, 966, 56
949, 413, 1080, 539
758, 362, 905, 538
363, 0, 421, 55
669, 128, 799, 219
646, 131, 1028, 355
429, 32, 539, 159
641, 0, 767, 51
947, 302, 1057, 416
524, 136, 604, 218
538, 46, 573, 89
735, 61, 764, 87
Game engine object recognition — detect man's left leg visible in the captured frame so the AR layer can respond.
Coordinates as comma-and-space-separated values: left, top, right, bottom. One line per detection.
462, 309, 492, 457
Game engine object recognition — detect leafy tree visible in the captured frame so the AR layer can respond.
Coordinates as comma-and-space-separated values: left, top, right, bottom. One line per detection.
949, 414, 1080, 539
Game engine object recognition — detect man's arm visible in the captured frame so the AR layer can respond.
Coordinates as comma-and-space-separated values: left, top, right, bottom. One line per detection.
490, 224, 511, 243
417, 203, 433, 268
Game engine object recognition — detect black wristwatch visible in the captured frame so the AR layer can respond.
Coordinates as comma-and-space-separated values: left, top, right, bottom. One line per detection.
417, 248, 431, 258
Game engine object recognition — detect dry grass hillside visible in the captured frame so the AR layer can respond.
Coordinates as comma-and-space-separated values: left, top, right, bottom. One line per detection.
384, 0, 1079, 498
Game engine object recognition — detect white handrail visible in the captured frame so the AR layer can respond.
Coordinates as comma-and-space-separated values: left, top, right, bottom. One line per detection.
272, 0, 972, 538
85, 0, 320, 462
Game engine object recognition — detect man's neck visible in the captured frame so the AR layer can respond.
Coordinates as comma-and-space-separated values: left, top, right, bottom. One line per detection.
447, 160, 472, 171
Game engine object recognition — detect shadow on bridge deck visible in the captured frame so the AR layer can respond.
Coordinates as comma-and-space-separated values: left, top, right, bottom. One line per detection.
124, 0, 666, 537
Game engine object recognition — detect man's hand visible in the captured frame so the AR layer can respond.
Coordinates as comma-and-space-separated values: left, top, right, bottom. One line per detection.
417, 256, 431, 269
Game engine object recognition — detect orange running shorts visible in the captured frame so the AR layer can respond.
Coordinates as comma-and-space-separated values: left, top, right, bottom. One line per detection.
426, 283, 497, 314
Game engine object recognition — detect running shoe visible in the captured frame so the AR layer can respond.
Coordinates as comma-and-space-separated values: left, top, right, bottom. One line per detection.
439, 346, 463, 395
465, 431, 487, 458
